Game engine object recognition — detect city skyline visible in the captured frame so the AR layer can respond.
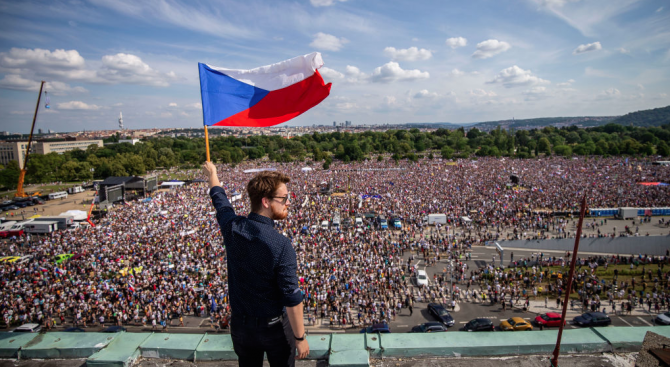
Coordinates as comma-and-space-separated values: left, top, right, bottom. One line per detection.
1, 0, 669, 133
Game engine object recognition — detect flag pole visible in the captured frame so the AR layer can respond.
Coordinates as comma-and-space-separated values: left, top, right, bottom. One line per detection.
204, 125, 210, 162
551, 194, 587, 367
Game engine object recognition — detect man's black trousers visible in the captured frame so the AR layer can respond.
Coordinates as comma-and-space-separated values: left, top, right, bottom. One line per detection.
230, 314, 296, 367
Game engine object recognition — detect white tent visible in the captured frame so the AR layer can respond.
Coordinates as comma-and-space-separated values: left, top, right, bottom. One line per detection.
160, 181, 185, 188
301, 167, 313, 172
59, 210, 88, 221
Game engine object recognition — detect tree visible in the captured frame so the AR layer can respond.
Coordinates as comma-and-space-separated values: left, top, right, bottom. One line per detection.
553, 145, 572, 157
538, 137, 551, 154
441, 146, 454, 159
0, 160, 20, 189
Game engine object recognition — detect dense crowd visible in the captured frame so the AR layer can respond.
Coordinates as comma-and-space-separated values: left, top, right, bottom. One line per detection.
1, 156, 669, 330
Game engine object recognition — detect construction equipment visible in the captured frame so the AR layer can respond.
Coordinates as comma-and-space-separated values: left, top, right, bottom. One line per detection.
15, 81, 45, 198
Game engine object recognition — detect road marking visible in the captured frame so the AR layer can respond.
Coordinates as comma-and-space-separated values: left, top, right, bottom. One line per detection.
397, 325, 408, 327
459, 321, 468, 324
617, 317, 633, 327
637, 317, 653, 326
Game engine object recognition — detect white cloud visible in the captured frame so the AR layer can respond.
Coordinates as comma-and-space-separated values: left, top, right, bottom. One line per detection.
469, 89, 497, 97
596, 87, 621, 100
556, 79, 575, 87
414, 90, 439, 99
168, 102, 178, 107
185, 102, 202, 109
0, 74, 87, 94
487, 65, 550, 88
448, 69, 464, 77
617, 47, 630, 54
98, 53, 176, 87
656, 6, 663, 13
445, 37, 467, 49
309, 32, 349, 51
57, 101, 100, 110
90, 0, 256, 40
0, 48, 85, 70
530, 0, 640, 38
585, 67, 614, 78
383, 47, 432, 61
320, 66, 345, 80
335, 102, 358, 110
310, 0, 347, 6
573, 41, 602, 54
0, 48, 176, 87
344, 65, 369, 83
371, 62, 429, 83
472, 39, 511, 59
636, 84, 644, 90
523, 86, 549, 100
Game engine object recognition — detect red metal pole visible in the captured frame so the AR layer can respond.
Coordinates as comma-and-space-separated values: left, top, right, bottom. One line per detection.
551, 195, 587, 367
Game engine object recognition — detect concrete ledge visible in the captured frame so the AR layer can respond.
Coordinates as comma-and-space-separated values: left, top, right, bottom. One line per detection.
376, 329, 611, 358
0, 326, 666, 367
87, 332, 151, 367
305, 334, 331, 360
139, 333, 205, 360
0, 332, 40, 358
593, 326, 670, 352
329, 349, 369, 367
194, 334, 236, 361
21, 332, 118, 359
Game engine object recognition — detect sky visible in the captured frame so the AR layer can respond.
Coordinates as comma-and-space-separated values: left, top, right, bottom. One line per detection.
0, 0, 669, 133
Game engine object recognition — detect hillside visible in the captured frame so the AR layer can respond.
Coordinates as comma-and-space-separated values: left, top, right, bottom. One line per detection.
610, 105, 670, 127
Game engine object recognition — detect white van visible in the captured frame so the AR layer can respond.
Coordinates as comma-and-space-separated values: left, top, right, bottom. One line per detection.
67, 186, 84, 194
416, 269, 429, 287
11, 323, 41, 333
48, 192, 68, 200
320, 220, 329, 230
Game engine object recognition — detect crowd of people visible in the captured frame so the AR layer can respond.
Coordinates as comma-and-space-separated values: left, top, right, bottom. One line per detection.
1, 156, 669, 331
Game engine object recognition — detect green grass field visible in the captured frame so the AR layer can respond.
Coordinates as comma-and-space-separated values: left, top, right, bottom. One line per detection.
0, 183, 82, 199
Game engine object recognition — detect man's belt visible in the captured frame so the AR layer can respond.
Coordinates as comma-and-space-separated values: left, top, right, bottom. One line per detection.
232, 311, 286, 326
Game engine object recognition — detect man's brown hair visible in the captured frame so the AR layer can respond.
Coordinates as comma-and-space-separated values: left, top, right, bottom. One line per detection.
247, 171, 290, 212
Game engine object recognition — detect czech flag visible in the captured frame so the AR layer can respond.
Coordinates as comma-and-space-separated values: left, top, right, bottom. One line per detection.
199, 52, 331, 127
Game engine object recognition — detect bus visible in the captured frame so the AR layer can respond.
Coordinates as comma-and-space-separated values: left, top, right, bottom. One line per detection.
48, 192, 68, 200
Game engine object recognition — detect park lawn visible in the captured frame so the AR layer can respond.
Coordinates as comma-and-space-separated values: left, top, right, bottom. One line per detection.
529, 263, 665, 300
0, 183, 83, 199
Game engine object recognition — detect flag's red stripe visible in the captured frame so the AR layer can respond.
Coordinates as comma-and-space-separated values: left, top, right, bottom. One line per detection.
212, 70, 331, 127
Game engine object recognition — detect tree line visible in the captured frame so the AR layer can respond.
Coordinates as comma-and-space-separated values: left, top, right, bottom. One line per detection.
1, 123, 669, 189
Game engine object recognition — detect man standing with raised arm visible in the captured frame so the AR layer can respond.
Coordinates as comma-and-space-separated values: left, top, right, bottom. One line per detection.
203, 161, 308, 367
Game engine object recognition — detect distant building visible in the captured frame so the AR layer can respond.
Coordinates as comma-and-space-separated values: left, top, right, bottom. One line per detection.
0, 141, 35, 168
36, 140, 103, 155
0, 139, 103, 167
119, 138, 141, 145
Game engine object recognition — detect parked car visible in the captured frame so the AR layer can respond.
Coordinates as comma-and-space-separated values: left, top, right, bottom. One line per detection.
411, 322, 448, 333
102, 326, 127, 333
63, 327, 86, 332
3, 205, 19, 211
572, 312, 611, 327
460, 318, 495, 332
427, 303, 455, 327
360, 322, 390, 334
534, 312, 566, 328
0, 229, 24, 238
654, 311, 670, 325
416, 269, 429, 287
500, 317, 533, 331
11, 323, 42, 333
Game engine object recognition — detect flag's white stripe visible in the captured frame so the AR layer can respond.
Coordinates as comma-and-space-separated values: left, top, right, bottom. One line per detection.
205, 52, 323, 91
